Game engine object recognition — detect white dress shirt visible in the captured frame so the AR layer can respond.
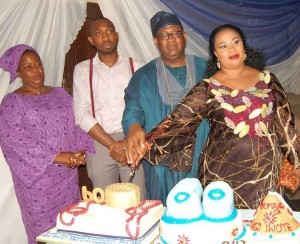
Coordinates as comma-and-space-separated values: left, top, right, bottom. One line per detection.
73, 55, 144, 134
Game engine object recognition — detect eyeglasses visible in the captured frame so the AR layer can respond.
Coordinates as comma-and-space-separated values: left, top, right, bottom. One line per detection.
157, 31, 183, 40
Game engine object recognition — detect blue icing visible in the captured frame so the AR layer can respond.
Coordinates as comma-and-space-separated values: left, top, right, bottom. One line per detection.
160, 236, 168, 244
234, 226, 246, 240
208, 188, 225, 201
249, 230, 296, 239
162, 207, 238, 224
174, 192, 190, 203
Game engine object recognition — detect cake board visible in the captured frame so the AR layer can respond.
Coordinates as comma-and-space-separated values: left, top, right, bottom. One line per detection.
36, 222, 160, 244
37, 210, 300, 244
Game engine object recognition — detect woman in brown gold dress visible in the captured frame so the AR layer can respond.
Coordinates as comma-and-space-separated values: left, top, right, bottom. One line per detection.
125, 24, 300, 209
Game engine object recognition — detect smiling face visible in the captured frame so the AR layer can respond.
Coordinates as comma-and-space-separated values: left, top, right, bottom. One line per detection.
213, 28, 246, 70
154, 24, 187, 66
88, 18, 119, 55
17, 50, 44, 89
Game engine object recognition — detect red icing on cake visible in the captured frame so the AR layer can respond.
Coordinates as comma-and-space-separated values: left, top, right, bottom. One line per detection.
59, 201, 93, 226
125, 200, 161, 239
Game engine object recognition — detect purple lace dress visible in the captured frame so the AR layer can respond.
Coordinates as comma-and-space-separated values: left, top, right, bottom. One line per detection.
0, 87, 94, 244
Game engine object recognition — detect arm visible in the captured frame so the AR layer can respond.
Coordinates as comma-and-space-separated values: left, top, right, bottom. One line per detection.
143, 81, 209, 172
122, 94, 146, 164
110, 59, 146, 165
88, 123, 114, 148
73, 63, 125, 163
0, 96, 83, 187
271, 74, 300, 191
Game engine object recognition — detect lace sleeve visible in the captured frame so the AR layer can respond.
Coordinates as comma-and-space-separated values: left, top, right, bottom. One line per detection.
271, 73, 300, 169
144, 81, 209, 172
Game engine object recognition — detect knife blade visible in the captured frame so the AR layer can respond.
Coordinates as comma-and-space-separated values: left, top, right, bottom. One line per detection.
128, 166, 136, 183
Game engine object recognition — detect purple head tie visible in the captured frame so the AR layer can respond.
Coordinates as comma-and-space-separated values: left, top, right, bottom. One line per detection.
0, 44, 37, 83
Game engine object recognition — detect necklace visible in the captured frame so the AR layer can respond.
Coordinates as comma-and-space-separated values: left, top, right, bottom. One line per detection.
22, 85, 45, 95
161, 58, 194, 110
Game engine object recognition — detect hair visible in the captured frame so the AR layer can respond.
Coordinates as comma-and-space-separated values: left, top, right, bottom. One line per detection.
89, 17, 115, 36
204, 24, 267, 78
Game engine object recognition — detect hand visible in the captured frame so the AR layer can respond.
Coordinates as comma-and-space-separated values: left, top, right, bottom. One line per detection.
75, 150, 85, 157
74, 150, 86, 165
109, 139, 127, 165
126, 123, 147, 165
130, 146, 148, 168
54, 151, 86, 168
287, 168, 300, 193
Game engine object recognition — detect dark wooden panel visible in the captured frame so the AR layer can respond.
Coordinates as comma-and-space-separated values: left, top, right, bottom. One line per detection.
62, 2, 102, 95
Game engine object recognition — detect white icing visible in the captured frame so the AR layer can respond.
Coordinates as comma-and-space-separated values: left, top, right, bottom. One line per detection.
203, 181, 234, 219
166, 178, 203, 219
56, 200, 164, 240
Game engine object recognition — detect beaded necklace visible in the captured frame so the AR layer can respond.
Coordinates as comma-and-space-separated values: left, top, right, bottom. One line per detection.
161, 58, 193, 110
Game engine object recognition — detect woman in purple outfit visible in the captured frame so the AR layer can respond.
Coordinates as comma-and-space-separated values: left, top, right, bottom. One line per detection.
0, 44, 95, 244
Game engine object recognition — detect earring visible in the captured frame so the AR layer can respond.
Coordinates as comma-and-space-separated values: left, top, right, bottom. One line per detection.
244, 53, 247, 61
217, 59, 221, 69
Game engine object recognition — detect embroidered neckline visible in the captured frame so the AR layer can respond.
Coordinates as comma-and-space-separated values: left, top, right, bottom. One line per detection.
207, 71, 274, 138
204, 70, 271, 92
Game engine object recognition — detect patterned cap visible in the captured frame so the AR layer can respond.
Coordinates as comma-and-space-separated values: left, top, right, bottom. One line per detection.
0, 44, 37, 83
150, 11, 183, 37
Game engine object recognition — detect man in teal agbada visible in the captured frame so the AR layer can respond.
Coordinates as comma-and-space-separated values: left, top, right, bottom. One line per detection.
122, 11, 210, 205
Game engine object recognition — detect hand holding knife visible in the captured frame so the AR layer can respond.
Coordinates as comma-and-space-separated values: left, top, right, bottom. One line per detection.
124, 140, 151, 183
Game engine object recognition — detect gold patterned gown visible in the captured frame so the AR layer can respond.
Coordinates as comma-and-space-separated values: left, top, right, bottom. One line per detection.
145, 71, 300, 209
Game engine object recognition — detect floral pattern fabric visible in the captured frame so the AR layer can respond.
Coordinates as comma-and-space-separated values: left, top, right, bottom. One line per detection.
210, 72, 274, 138
145, 71, 300, 209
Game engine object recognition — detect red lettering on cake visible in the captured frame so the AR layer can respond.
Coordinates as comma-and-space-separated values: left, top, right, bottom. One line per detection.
286, 223, 293, 232
250, 221, 261, 231
259, 202, 284, 212
231, 227, 239, 237
278, 203, 284, 209
266, 223, 275, 232
265, 223, 292, 233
